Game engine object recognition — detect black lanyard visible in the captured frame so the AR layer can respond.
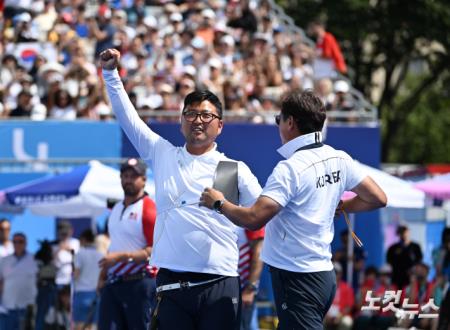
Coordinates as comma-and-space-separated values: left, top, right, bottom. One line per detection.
295, 142, 323, 153
294, 132, 323, 153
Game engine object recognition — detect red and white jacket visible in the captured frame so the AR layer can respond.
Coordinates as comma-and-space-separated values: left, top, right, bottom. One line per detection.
238, 227, 265, 287
107, 194, 157, 280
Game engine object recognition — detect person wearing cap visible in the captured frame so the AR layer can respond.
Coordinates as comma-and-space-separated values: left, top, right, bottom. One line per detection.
97, 158, 157, 330
200, 90, 387, 330
100, 48, 262, 330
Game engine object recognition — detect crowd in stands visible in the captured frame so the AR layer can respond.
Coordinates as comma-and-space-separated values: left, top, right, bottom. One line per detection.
0, 0, 362, 123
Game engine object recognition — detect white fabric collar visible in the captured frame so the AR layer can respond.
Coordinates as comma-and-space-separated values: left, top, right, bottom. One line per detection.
277, 132, 323, 159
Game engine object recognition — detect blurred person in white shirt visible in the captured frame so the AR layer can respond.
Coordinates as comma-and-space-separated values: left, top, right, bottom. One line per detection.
52, 220, 80, 287
0, 219, 13, 258
0, 233, 38, 330
73, 229, 104, 330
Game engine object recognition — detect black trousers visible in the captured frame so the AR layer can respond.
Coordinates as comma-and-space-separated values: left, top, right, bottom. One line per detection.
155, 268, 241, 330
98, 276, 156, 330
270, 266, 336, 330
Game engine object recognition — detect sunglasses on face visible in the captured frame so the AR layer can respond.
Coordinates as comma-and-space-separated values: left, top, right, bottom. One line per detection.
275, 114, 281, 125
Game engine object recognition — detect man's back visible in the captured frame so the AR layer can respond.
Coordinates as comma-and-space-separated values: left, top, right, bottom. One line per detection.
261, 140, 365, 273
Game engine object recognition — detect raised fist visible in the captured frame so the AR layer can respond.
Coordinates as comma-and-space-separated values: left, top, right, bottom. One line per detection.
99, 48, 121, 70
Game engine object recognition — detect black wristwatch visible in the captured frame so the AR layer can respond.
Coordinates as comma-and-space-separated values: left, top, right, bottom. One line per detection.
213, 199, 225, 214
245, 281, 259, 293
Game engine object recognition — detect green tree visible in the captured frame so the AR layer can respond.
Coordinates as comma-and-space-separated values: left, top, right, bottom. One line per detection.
278, 0, 450, 163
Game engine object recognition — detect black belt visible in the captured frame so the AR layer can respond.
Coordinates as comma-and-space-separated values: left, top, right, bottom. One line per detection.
108, 272, 150, 284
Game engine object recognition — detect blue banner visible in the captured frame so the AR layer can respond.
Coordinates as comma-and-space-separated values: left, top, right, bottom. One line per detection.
0, 120, 122, 160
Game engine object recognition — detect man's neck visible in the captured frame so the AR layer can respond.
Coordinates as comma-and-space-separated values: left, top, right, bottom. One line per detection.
0, 239, 9, 246
124, 191, 145, 207
14, 251, 26, 258
186, 143, 215, 155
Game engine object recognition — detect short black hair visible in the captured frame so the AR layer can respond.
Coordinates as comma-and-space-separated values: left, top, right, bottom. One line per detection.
80, 229, 95, 244
281, 90, 326, 134
396, 225, 408, 236
13, 232, 26, 240
183, 90, 223, 118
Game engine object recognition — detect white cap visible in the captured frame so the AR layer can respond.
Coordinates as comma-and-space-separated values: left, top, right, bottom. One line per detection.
214, 21, 227, 33
13, 12, 32, 24
160, 83, 174, 94
96, 103, 112, 116
191, 36, 206, 49
334, 80, 350, 93
143, 16, 158, 29
220, 35, 235, 47
114, 10, 127, 20
170, 12, 183, 22
183, 65, 197, 77
254, 32, 271, 43
31, 104, 47, 121
201, 8, 216, 19
208, 58, 222, 69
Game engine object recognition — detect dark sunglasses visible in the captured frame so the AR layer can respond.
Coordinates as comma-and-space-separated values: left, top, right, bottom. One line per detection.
275, 114, 281, 126
13, 240, 25, 244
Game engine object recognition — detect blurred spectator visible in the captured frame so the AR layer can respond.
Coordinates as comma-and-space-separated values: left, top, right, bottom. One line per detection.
334, 229, 367, 294
88, 5, 116, 57
33, 1, 58, 41
386, 225, 423, 290
308, 19, 347, 79
399, 263, 438, 329
52, 220, 80, 287
0, 233, 38, 330
238, 227, 265, 330
314, 78, 334, 110
12, 12, 39, 43
73, 229, 104, 330
44, 285, 71, 330
227, 0, 257, 33
331, 80, 356, 122
325, 263, 354, 330
9, 89, 46, 119
48, 89, 76, 120
0, 219, 13, 258
34, 239, 58, 330
432, 227, 450, 278
354, 265, 397, 330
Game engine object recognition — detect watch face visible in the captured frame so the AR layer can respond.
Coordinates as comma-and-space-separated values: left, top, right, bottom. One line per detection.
213, 199, 223, 213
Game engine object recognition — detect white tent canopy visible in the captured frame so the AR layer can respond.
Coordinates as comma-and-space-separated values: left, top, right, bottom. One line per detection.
344, 162, 425, 209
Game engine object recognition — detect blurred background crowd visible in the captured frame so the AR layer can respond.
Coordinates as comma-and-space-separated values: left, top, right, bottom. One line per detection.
0, 0, 369, 123
0, 217, 447, 329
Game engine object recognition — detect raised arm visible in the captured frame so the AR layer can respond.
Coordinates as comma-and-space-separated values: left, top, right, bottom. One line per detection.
100, 48, 162, 161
